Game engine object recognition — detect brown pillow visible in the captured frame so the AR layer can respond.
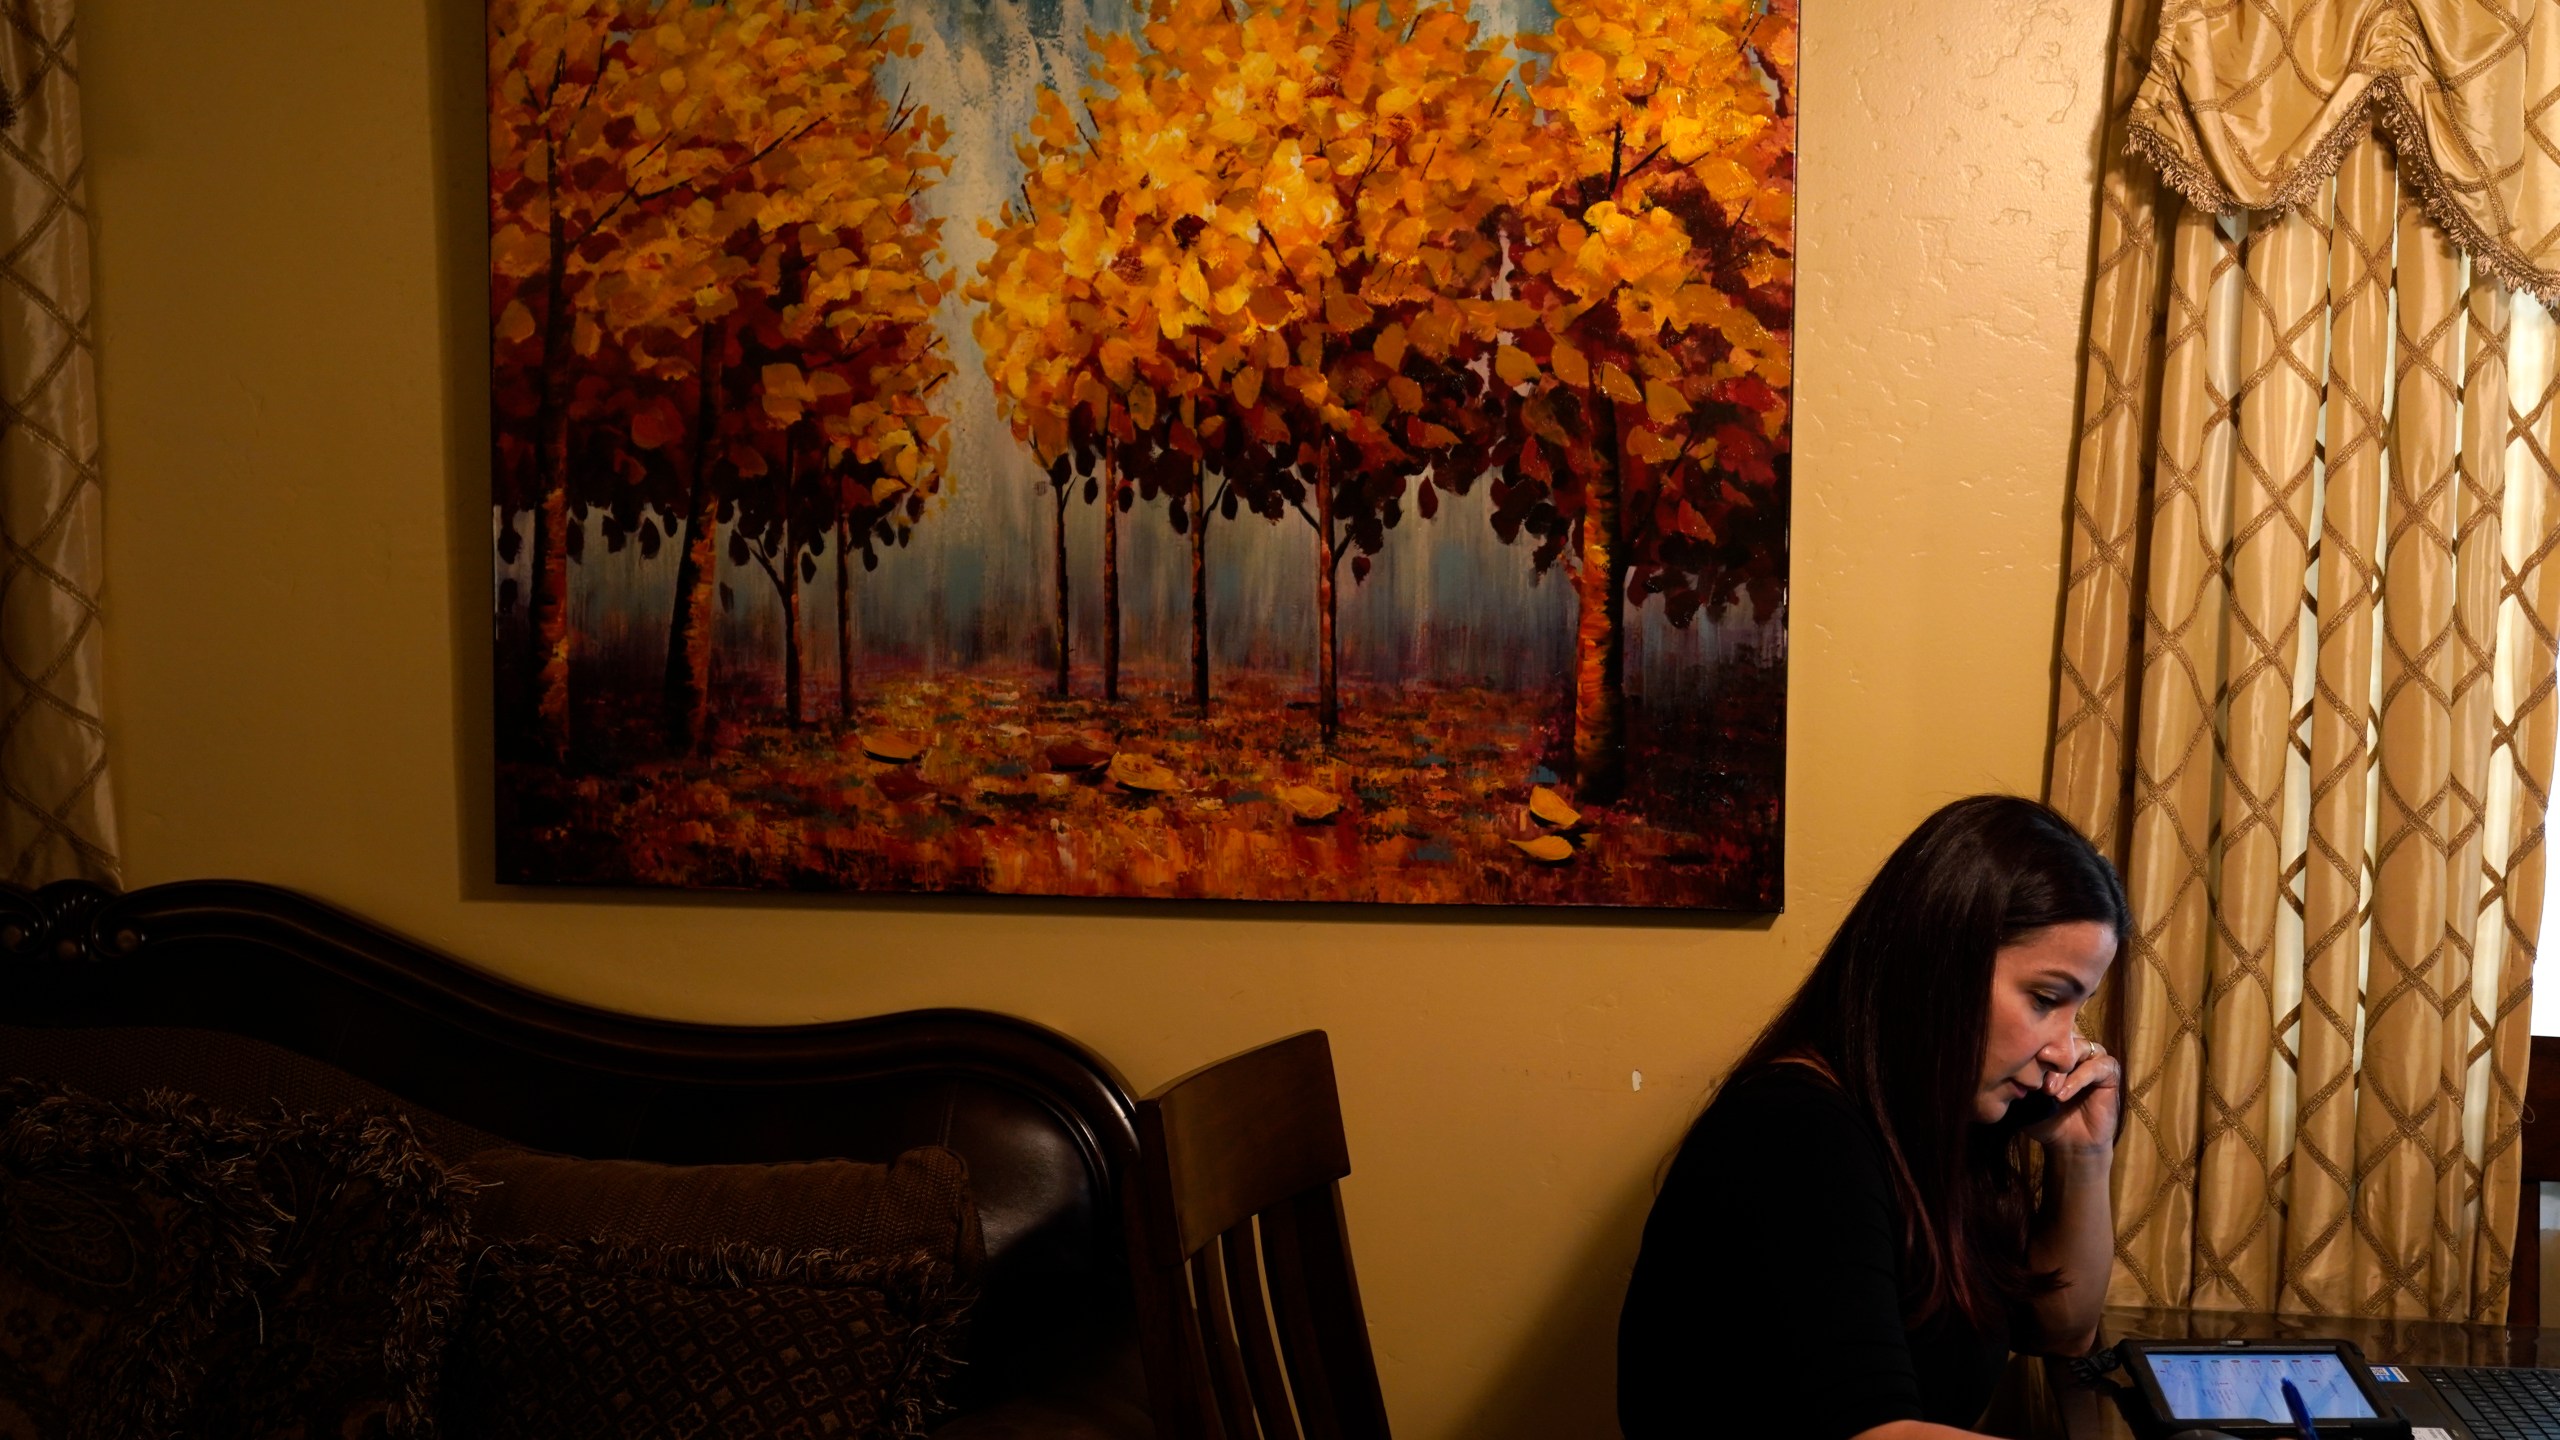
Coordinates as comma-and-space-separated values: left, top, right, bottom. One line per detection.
463, 1146, 984, 1280
441, 1238, 973, 1440
187, 1109, 476, 1440
0, 1080, 277, 1440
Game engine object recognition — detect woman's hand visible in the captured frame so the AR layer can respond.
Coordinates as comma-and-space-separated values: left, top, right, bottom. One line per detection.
2021, 1033, 2119, 1156
2019, 1032, 2118, 1355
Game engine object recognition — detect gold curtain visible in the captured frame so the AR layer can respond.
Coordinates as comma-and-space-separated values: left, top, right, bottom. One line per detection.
2051, 0, 2560, 1320
0, 0, 115, 886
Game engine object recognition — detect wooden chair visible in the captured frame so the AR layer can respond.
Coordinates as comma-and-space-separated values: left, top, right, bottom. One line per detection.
2513, 1034, 2560, 1327
1124, 1030, 1392, 1440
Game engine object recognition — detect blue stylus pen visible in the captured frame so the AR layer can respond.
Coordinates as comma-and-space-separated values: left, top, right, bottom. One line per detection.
2281, 1377, 2323, 1440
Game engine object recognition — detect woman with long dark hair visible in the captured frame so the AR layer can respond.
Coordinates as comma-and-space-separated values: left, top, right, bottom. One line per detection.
1619, 795, 2129, 1439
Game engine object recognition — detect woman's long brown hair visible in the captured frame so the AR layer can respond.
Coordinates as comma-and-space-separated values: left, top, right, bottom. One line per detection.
1719, 794, 2128, 1330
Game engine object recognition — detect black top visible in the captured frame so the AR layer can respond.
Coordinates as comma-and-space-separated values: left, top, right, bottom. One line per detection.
1618, 1066, 2011, 1439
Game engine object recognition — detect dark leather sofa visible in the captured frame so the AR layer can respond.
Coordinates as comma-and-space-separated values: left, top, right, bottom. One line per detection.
0, 877, 1153, 1438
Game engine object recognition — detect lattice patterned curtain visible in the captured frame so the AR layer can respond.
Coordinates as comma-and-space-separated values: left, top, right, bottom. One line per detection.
0, 0, 115, 885
2049, 0, 2560, 1321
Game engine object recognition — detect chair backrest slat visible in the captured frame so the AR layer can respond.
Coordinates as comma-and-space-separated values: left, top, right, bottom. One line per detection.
1142, 1031, 1351, 1264
1127, 1031, 1391, 1440
1222, 1219, 1306, 1440
1194, 1240, 1267, 1440
1257, 1187, 1349, 1440
1263, 1187, 1389, 1440
1130, 1219, 1229, 1440
2513, 1035, 2560, 1327
2517, 1182, 2543, 1330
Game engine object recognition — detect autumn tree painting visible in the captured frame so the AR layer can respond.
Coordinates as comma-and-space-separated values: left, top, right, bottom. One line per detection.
491, 0, 953, 752
1499, 0, 1795, 801
491, 0, 1794, 908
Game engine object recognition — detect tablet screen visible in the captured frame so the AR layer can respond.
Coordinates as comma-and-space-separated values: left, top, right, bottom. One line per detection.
2147, 1351, 2379, 1421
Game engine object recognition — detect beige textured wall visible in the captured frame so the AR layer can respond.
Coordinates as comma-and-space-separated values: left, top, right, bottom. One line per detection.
81, 0, 2112, 1434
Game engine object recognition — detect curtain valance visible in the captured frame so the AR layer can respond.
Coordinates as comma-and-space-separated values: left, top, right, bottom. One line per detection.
2128, 0, 2560, 302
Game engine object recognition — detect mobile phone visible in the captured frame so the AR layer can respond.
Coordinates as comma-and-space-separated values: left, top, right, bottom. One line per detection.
2008, 1089, 2062, 1127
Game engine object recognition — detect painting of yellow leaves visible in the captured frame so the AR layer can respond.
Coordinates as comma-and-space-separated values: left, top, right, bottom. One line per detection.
488, 0, 1793, 908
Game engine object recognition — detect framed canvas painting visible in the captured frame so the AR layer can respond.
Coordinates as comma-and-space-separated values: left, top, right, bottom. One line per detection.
487, 0, 1793, 907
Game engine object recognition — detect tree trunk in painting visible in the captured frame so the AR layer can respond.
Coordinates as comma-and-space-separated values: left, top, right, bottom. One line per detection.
1315, 446, 1338, 741
836, 511, 855, 719
527, 209, 574, 762
1573, 396, 1628, 802
1052, 485, 1071, 697
662, 333, 724, 753
1101, 445, 1121, 703
783, 546, 803, 726
1189, 462, 1209, 712
781, 444, 804, 729
524, 482, 561, 759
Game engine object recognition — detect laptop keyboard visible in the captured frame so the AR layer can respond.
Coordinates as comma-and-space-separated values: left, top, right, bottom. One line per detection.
2419, 1365, 2560, 1438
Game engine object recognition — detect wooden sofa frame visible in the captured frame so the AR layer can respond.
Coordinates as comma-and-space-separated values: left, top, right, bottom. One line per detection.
0, 877, 1150, 1435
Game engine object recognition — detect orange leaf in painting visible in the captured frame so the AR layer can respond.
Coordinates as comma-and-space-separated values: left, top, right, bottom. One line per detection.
1511, 836, 1576, 863
860, 730, 929, 763
1278, 784, 1343, 823
1108, 752, 1180, 793
1529, 786, 1583, 829
1597, 361, 1642, 406
496, 299, 536, 345
1046, 738, 1114, 771
629, 397, 684, 450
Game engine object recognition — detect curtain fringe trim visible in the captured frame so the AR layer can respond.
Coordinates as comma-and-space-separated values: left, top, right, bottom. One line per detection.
2124, 73, 2560, 307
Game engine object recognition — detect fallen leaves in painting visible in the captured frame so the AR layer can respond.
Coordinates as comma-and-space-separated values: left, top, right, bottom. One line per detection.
1529, 786, 1583, 830
1277, 784, 1343, 823
497, 665, 1782, 908
1108, 752, 1181, 793
861, 730, 929, 764
874, 769, 938, 803
1046, 738, 1113, 771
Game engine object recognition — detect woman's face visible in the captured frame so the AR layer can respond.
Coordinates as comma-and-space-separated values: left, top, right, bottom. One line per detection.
1974, 920, 2119, 1123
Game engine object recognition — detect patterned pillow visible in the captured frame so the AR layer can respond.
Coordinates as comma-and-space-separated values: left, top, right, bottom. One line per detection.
462, 1146, 984, 1282
442, 1240, 974, 1440
186, 1109, 476, 1440
0, 1080, 276, 1440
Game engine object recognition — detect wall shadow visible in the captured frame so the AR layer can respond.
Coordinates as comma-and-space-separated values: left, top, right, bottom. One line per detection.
422, 0, 500, 904
1438, 1162, 1662, 1440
